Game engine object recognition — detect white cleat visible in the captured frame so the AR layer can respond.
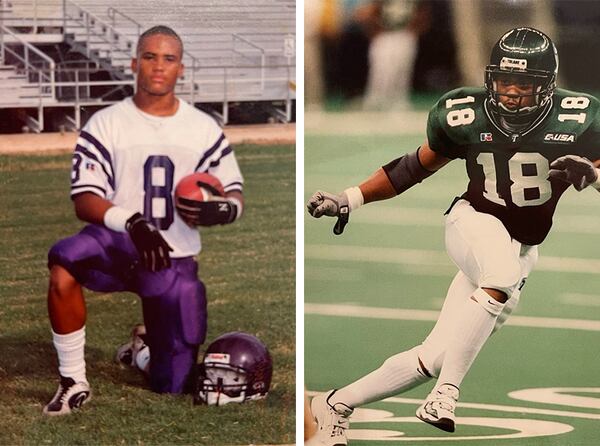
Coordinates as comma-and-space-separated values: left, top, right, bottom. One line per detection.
115, 323, 147, 367
416, 383, 459, 432
310, 390, 353, 446
43, 376, 91, 416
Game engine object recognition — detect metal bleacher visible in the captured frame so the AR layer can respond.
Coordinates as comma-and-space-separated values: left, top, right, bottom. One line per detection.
0, 0, 296, 131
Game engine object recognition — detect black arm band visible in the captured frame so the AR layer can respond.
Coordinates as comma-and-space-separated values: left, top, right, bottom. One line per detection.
382, 148, 435, 195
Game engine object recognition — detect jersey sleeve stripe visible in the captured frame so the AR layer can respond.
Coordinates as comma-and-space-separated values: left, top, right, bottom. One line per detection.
79, 130, 115, 175
223, 181, 243, 191
194, 133, 226, 171
74, 145, 115, 189
70, 184, 107, 197
207, 146, 233, 169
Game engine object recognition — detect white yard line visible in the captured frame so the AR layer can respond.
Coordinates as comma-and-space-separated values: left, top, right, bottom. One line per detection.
305, 110, 428, 135
560, 293, 600, 307
385, 396, 600, 421
305, 303, 600, 331
305, 244, 600, 274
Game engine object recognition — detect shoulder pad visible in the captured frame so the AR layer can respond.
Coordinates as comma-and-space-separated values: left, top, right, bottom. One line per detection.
427, 87, 488, 158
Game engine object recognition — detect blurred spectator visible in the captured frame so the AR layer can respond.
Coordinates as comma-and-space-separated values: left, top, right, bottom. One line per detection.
553, 0, 600, 92
305, 0, 327, 105
412, 0, 458, 93
363, 0, 431, 109
336, 1, 383, 102
306, 0, 458, 109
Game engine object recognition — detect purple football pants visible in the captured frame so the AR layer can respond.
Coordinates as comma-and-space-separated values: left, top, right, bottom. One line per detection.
48, 224, 207, 394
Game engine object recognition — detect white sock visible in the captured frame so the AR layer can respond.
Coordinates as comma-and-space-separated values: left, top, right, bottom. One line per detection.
329, 347, 430, 408
52, 327, 87, 384
436, 288, 504, 388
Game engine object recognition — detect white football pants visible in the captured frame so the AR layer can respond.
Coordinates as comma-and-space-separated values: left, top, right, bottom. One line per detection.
418, 199, 538, 376
363, 29, 417, 109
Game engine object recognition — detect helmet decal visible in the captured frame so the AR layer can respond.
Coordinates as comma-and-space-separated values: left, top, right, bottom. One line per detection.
205, 353, 231, 364
500, 57, 527, 70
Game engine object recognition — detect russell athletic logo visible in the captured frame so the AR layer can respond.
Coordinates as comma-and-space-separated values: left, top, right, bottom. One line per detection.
544, 132, 576, 143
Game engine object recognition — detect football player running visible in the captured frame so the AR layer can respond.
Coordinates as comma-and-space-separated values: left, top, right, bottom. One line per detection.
43, 26, 244, 415
307, 27, 600, 444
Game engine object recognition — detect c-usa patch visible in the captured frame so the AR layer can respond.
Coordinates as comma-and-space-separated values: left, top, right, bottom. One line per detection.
543, 132, 576, 143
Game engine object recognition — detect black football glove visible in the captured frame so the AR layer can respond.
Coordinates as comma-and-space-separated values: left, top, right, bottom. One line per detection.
176, 197, 238, 226
126, 213, 173, 272
306, 190, 349, 235
549, 155, 599, 191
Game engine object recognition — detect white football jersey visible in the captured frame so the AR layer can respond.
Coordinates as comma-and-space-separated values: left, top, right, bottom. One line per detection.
71, 97, 243, 257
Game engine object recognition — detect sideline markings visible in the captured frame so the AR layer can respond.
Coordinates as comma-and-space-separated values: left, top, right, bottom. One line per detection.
306, 388, 598, 442
305, 303, 600, 332
509, 387, 600, 410
306, 390, 600, 421
347, 416, 573, 442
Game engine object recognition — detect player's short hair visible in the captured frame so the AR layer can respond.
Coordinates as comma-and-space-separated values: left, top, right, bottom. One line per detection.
136, 25, 184, 58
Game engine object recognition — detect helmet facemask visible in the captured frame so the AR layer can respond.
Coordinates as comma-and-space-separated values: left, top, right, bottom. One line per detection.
193, 337, 272, 406
195, 363, 251, 406
485, 65, 555, 130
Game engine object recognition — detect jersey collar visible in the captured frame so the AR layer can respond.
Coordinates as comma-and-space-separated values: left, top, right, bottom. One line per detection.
484, 97, 553, 138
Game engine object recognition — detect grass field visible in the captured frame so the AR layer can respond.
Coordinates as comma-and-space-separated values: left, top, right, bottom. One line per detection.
305, 125, 600, 445
0, 144, 295, 445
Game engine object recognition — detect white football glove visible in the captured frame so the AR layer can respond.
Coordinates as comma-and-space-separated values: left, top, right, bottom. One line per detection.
549, 155, 600, 191
306, 190, 350, 235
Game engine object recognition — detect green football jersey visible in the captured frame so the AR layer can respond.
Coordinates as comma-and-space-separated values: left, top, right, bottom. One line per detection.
427, 87, 600, 245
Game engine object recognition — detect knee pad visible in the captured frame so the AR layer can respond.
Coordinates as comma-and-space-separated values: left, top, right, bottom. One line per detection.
48, 236, 81, 272
48, 226, 135, 292
141, 267, 207, 394
472, 288, 505, 316
480, 261, 521, 297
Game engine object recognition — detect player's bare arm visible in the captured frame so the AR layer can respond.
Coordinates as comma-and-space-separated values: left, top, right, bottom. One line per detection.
307, 141, 451, 234
73, 192, 113, 224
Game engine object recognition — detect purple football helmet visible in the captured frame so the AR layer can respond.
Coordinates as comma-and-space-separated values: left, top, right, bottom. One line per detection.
194, 332, 272, 406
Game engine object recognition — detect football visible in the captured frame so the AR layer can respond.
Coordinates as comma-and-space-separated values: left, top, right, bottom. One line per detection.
174, 172, 225, 203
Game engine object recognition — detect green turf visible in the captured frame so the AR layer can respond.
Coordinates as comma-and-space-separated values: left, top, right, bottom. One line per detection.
305, 132, 600, 445
0, 144, 295, 445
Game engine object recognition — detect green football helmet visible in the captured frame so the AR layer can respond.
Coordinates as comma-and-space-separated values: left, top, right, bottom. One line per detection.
485, 27, 559, 130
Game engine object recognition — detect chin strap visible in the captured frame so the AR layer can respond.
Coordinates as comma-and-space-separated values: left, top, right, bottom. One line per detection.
198, 382, 247, 406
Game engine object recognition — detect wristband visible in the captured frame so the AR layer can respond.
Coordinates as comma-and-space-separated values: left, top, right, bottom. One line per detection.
227, 197, 243, 221
104, 206, 136, 232
344, 186, 364, 212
